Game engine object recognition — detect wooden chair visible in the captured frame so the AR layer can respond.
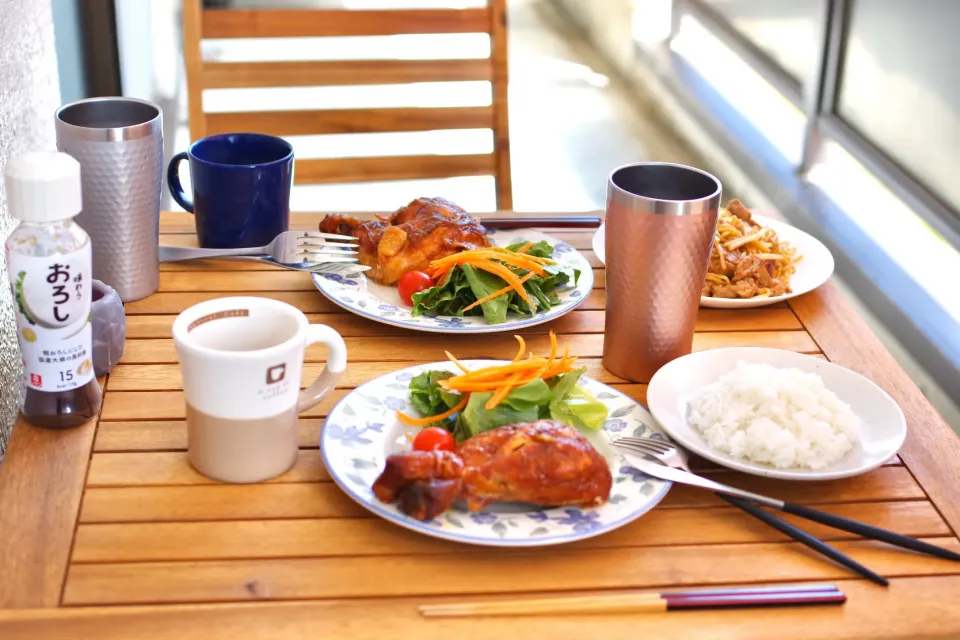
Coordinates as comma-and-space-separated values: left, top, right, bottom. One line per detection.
181, 0, 512, 210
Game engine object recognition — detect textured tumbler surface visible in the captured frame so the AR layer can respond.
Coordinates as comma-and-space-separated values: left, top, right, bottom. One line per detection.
603, 198, 719, 382
57, 132, 163, 302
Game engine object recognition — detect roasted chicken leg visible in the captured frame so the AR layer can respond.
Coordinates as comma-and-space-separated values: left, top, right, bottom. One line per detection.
371, 421, 613, 520
319, 197, 489, 285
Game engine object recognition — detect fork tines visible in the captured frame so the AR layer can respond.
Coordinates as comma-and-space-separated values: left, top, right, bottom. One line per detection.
299, 247, 359, 257
300, 231, 357, 241
298, 255, 360, 264
613, 437, 673, 451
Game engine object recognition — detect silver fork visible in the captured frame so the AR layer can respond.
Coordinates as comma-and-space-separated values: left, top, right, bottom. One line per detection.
612, 436, 692, 472
159, 230, 359, 269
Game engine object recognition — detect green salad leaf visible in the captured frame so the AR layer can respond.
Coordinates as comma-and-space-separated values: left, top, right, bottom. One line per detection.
408, 370, 461, 427
408, 366, 608, 442
459, 264, 511, 324
547, 368, 609, 430
506, 240, 553, 258
454, 378, 552, 441
410, 241, 580, 325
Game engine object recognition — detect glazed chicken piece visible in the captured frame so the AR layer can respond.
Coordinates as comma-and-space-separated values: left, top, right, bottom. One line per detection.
319, 197, 490, 285
371, 421, 613, 520
372, 449, 464, 503
458, 421, 612, 511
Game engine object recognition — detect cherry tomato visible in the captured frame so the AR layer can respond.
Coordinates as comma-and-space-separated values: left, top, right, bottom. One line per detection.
398, 271, 434, 306
413, 427, 456, 452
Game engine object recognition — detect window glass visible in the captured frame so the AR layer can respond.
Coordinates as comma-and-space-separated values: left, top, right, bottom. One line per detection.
702, 0, 822, 84
837, 0, 960, 213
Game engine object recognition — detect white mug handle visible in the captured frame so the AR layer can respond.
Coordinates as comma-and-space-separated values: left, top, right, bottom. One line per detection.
298, 324, 347, 413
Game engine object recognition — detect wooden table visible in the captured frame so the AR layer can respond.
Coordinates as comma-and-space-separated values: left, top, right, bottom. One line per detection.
1, 212, 959, 639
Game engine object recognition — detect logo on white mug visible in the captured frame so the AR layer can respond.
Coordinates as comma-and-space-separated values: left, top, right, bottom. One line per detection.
266, 364, 286, 384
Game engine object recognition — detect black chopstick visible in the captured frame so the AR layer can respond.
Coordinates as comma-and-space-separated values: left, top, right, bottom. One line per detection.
479, 216, 602, 229
720, 494, 889, 587
779, 502, 960, 562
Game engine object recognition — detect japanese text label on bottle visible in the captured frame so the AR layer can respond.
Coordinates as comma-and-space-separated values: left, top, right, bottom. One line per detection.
7, 245, 94, 391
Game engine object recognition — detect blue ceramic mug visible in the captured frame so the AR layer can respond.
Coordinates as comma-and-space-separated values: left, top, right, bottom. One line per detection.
167, 133, 294, 248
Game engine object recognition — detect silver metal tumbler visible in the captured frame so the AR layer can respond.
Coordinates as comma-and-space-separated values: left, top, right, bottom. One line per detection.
56, 97, 163, 302
603, 163, 722, 382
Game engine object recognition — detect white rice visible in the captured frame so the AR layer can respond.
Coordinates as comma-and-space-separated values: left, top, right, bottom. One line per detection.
687, 362, 861, 469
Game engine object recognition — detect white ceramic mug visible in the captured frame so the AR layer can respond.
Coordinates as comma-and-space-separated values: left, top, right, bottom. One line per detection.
172, 296, 346, 483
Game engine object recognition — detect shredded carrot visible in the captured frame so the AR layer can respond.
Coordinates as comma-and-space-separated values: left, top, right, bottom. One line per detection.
547, 331, 558, 368
485, 372, 523, 410
466, 260, 536, 308
437, 332, 578, 396
485, 246, 556, 264
430, 247, 555, 269
544, 348, 575, 378
514, 242, 533, 254
464, 253, 548, 277
440, 361, 547, 387
511, 335, 526, 362
397, 396, 468, 427
461, 272, 535, 313
430, 265, 452, 283
422, 245, 562, 315
445, 350, 471, 374
429, 250, 552, 277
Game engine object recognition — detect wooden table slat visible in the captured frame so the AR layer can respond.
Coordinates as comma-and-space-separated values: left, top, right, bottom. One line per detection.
87, 450, 331, 488
62, 537, 960, 605
76, 464, 925, 524
0, 418, 98, 608
120, 307, 802, 339
71, 501, 948, 564
117, 332, 820, 366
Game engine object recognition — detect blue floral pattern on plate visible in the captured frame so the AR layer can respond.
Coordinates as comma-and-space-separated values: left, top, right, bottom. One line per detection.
311, 230, 594, 334
320, 360, 672, 547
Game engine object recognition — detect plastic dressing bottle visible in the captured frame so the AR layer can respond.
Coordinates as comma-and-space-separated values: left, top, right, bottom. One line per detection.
4, 151, 102, 428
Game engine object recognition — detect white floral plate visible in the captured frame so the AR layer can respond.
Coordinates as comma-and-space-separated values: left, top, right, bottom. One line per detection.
592, 215, 834, 308
311, 229, 593, 333
321, 360, 672, 547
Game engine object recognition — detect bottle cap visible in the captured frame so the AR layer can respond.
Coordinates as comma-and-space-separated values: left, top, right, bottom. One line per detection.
4, 151, 83, 223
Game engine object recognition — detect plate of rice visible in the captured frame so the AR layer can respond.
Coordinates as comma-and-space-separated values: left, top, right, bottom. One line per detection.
646, 347, 906, 480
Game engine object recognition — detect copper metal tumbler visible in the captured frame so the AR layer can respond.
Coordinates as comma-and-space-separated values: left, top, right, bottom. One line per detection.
603, 163, 721, 382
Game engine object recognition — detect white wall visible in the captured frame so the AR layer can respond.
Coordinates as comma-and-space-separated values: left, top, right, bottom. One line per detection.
0, 0, 62, 459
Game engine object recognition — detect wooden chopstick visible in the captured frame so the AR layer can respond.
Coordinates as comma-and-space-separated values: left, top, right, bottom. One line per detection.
419, 585, 845, 617
421, 593, 665, 617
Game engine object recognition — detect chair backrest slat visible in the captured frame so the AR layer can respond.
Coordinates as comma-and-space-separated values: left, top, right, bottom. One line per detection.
206, 106, 495, 138
183, 0, 512, 209
203, 59, 494, 89
296, 154, 496, 185
203, 8, 491, 39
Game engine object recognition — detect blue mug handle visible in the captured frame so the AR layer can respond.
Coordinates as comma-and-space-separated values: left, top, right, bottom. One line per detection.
167, 151, 194, 213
